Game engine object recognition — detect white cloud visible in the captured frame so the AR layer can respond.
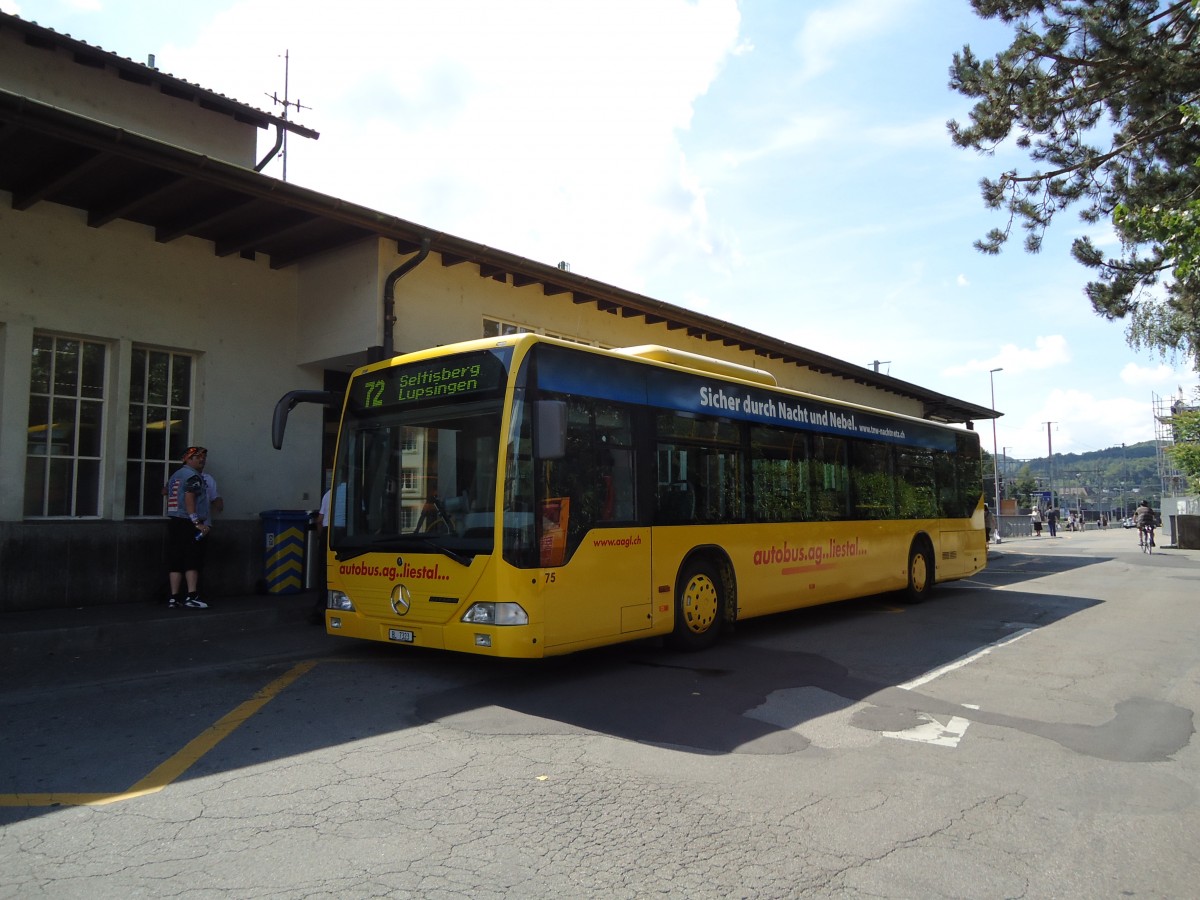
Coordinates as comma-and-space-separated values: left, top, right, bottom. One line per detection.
942, 335, 1070, 378
794, 0, 916, 82
956, 274, 970, 287
1119, 361, 1186, 386
866, 114, 954, 151
152, 0, 743, 288
1013, 388, 1155, 456
720, 114, 843, 168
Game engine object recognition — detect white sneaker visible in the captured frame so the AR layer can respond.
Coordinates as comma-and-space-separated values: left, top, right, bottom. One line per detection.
183, 595, 208, 609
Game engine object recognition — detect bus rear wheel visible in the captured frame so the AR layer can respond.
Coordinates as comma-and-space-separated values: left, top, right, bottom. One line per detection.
904, 541, 934, 603
670, 558, 724, 651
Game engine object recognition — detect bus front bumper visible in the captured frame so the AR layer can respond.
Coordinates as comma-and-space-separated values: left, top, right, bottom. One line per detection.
325, 611, 545, 658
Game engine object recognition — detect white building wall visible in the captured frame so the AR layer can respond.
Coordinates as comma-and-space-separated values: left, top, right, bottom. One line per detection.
296, 239, 387, 366
0, 198, 320, 522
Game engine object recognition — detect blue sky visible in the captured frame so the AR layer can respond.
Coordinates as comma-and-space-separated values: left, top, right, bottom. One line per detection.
7, 0, 1197, 460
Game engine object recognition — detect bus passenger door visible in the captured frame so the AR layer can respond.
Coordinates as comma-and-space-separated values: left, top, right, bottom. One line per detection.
538, 412, 654, 649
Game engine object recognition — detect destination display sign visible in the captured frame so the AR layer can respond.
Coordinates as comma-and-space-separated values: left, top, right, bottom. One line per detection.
350, 347, 512, 414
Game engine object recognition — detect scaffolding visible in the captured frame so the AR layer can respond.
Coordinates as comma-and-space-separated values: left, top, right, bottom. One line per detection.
1154, 390, 1193, 498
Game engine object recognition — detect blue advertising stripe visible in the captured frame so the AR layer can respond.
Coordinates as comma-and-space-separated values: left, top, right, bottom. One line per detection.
535, 344, 958, 451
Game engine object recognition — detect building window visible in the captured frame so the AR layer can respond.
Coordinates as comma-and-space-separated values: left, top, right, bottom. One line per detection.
125, 348, 194, 516
26, 334, 107, 517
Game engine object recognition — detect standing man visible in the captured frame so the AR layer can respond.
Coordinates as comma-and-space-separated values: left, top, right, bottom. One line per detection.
165, 446, 212, 608
202, 469, 224, 516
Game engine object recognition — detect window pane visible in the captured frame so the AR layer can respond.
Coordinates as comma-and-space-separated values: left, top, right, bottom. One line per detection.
896, 447, 937, 519
128, 403, 146, 460
171, 354, 191, 406
30, 335, 53, 393
125, 460, 140, 515
54, 339, 79, 395
168, 410, 190, 461
47, 458, 74, 516
76, 460, 100, 516
146, 405, 168, 460
80, 342, 105, 399
129, 348, 146, 403
851, 441, 895, 519
78, 400, 103, 457
811, 435, 849, 521
24, 457, 45, 516
144, 462, 167, 515
751, 426, 810, 522
148, 351, 169, 405
51, 397, 77, 456
27, 397, 50, 456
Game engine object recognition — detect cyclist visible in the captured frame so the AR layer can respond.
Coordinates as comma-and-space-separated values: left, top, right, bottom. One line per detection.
1134, 500, 1156, 550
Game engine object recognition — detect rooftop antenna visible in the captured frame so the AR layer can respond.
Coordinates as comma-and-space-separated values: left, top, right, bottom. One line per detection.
871, 360, 891, 373
265, 50, 310, 182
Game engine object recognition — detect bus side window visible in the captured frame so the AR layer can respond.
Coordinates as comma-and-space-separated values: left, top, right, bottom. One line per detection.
810, 435, 849, 521
540, 397, 637, 560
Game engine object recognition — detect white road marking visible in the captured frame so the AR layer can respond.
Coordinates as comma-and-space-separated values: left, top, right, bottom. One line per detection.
883, 713, 972, 747
897, 627, 1035, 691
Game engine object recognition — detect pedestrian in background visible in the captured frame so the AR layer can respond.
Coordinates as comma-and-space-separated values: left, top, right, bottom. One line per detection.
1047, 508, 1059, 538
164, 446, 212, 608
1031, 507, 1043, 537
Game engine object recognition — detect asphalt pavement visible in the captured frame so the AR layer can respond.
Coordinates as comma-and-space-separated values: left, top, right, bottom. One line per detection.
1, 523, 1189, 676
0, 587, 323, 672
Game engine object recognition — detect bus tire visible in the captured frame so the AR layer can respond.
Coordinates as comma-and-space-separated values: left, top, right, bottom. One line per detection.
669, 558, 724, 651
903, 540, 934, 603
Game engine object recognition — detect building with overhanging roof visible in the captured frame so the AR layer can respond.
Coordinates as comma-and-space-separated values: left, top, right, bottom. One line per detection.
0, 11, 995, 611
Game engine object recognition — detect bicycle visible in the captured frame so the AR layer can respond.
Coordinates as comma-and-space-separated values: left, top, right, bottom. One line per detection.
1139, 523, 1155, 554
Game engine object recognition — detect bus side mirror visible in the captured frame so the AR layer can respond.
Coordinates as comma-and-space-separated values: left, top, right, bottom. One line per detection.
535, 400, 567, 460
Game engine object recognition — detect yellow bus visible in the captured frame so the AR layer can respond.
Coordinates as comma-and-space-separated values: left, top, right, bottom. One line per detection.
312, 334, 986, 658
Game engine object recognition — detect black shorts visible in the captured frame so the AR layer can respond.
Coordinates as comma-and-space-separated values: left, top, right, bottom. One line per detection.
167, 516, 207, 572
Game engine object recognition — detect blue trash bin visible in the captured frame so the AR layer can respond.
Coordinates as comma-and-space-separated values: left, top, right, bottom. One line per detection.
260, 510, 310, 594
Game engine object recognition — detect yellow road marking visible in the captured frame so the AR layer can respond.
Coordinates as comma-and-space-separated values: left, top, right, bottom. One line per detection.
0, 660, 318, 808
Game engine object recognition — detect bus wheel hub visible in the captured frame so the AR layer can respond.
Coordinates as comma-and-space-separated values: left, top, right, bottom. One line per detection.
683, 574, 718, 633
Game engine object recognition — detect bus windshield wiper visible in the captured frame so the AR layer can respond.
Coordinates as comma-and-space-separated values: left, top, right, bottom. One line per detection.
334, 534, 472, 566
403, 534, 473, 567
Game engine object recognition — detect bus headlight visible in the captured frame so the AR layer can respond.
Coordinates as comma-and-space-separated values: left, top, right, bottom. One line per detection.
461, 602, 528, 625
328, 590, 355, 612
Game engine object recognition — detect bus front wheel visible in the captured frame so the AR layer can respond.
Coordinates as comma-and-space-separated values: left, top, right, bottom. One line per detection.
670, 558, 724, 651
904, 541, 934, 603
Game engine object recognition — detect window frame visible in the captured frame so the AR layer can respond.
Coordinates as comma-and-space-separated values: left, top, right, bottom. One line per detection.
25, 333, 109, 518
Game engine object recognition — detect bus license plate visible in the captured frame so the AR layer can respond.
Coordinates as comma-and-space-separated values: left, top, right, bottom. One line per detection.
388, 629, 414, 643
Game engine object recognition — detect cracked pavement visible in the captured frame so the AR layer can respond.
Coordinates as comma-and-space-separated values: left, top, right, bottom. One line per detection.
1, 528, 1198, 897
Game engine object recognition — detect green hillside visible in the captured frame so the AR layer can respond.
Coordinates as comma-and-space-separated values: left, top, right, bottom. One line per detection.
984, 441, 1161, 513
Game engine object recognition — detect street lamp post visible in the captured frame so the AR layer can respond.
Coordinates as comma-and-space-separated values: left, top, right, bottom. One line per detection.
989, 367, 1003, 542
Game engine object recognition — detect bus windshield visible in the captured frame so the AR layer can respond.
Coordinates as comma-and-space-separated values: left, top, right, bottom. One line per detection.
329, 347, 512, 562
